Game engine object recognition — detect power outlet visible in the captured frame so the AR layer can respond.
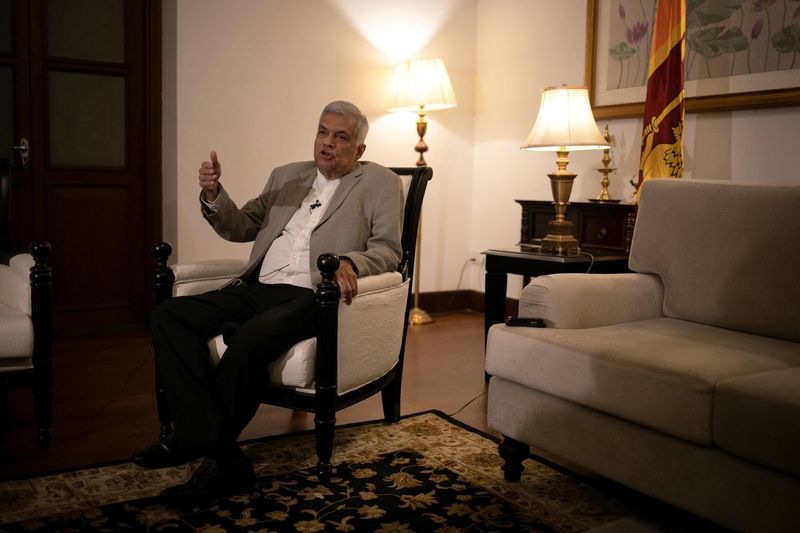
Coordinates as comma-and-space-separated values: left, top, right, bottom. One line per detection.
469, 251, 486, 265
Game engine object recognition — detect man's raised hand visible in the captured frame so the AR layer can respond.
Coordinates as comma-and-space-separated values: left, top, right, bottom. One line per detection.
199, 150, 222, 202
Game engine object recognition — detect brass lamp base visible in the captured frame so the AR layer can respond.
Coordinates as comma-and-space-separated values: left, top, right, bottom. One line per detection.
409, 307, 434, 325
540, 221, 580, 255
541, 166, 580, 256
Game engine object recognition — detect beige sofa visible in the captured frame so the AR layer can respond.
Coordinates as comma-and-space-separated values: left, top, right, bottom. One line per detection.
486, 179, 800, 532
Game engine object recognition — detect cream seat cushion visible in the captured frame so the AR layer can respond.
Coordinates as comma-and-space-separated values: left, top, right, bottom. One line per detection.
486, 317, 800, 445
714, 367, 800, 476
206, 272, 408, 395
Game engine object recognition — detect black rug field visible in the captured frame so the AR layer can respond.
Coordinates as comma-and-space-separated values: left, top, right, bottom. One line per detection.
0, 411, 700, 532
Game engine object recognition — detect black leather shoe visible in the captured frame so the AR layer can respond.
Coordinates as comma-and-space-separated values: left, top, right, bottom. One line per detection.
161, 453, 256, 505
133, 436, 203, 469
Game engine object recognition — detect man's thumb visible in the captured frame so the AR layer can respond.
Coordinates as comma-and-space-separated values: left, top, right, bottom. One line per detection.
210, 150, 219, 164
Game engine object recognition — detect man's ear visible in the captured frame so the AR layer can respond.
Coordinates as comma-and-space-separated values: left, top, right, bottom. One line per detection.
356, 144, 366, 160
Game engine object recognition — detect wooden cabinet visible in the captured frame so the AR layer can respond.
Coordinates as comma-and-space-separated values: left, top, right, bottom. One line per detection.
516, 200, 637, 253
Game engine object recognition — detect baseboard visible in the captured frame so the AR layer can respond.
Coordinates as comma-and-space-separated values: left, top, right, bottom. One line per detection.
415, 290, 518, 317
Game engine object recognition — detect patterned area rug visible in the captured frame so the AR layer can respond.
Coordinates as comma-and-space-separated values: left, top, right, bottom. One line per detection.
0, 411, 679, 532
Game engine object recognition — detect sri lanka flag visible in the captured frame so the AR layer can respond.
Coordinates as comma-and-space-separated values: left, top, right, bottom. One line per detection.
638, 0, 685, 199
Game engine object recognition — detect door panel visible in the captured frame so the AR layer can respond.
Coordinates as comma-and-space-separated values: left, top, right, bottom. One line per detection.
46, 183, 132, 307
0, 0, 11, 53
47, 71, 126, 167
0, 66, 13, 163
46, 0, 125, 63
2, 0, 161, 333
1, 0, 32, 256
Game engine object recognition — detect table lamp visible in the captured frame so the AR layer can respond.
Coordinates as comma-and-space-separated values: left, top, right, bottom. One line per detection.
389, 58, 457, 325
521, 85, 608, 255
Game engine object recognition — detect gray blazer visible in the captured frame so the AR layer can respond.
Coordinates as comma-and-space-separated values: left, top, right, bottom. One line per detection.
202, 161, 404, 285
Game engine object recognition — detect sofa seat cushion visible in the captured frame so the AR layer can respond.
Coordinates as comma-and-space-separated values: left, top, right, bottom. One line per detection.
714, 368, 800, 477
0, 304, 33, 368
486, 317, 800, 444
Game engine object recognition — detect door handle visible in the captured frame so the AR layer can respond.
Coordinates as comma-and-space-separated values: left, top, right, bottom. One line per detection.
12, 138, 30, 168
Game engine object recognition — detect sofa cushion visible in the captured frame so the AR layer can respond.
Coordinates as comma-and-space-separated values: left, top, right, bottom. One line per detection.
486, 317, 800, 444
630, 179, 800, 343
714, 367, 800, 477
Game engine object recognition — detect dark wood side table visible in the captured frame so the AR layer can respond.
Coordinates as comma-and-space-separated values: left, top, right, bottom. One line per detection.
517, 200, 637, 253
483, 246, 630, 344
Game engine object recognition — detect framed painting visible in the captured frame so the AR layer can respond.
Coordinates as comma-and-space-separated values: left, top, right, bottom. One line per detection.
585, 0, 800, 119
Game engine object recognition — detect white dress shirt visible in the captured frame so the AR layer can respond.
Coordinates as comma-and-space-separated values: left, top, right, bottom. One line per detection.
258, 171, 341, 288
203, 170, 341, 289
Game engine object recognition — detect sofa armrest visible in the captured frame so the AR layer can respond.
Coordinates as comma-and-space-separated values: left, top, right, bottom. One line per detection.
519, 272, 664, 329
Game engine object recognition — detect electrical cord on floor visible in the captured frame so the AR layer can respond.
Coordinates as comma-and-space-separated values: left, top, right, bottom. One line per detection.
445, 256, 478, 310
59, 347, 151, 451
580, 250, 595, 273
447, 390, 488, 418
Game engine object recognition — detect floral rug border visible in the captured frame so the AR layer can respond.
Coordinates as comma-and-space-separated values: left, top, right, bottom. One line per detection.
0, 410, 637, 529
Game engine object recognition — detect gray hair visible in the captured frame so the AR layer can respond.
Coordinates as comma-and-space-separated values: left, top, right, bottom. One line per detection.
321, 101, 369, 145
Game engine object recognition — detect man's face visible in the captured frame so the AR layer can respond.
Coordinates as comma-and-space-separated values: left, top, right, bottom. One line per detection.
314, 112, 366, 180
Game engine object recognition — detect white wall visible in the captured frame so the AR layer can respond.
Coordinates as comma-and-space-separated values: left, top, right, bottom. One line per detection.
164, 0, 800, 300
468, 0, 800, 298
164, 0, 477, 296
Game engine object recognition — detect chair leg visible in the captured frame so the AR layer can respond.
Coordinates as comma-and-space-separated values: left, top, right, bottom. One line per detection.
152, 242, 176, 441
314, 413, 335, 482
498, 435, 529, 481
380, 375, 401, 423
155, 371, 173, 441
33, 386, 52, 449
0, 389, 7, 428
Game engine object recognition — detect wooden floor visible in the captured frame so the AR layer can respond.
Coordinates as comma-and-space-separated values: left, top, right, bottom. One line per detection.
0, 311, 494, 480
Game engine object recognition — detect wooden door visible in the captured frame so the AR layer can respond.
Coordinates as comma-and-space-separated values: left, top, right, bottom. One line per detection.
1, 0, 161, 333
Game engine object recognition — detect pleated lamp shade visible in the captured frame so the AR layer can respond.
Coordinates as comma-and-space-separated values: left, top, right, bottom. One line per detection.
521, 85, 607, 152
389, 58, 457, 112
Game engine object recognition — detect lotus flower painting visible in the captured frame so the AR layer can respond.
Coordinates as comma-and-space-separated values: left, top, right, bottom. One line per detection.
608, 0, 800, 90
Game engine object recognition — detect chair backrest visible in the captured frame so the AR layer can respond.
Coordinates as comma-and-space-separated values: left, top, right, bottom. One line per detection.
0, 159, 11, 264
388, 166, 433, 283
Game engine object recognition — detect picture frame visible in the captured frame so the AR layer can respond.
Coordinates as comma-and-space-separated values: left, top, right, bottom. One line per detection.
585, 0, 800, 120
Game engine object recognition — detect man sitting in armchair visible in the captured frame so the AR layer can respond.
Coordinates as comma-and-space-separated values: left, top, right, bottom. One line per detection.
134, 101, 404, 503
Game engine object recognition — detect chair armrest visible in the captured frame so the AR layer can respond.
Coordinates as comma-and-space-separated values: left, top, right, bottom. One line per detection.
172, 259, 246, 297
336, 272, 408, 394
151, 241, 246, 299
519, 272, 664, 329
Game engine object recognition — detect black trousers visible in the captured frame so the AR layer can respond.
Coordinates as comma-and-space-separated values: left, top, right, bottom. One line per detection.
150, 282, 317, 449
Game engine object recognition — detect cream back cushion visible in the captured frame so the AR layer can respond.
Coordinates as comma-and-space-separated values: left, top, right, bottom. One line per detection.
630, 179, 800, 342
0, 255, 34, 365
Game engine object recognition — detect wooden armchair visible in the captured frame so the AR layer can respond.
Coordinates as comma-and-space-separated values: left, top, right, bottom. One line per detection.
0, 242, 54, 449
151, 166, 432, 479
